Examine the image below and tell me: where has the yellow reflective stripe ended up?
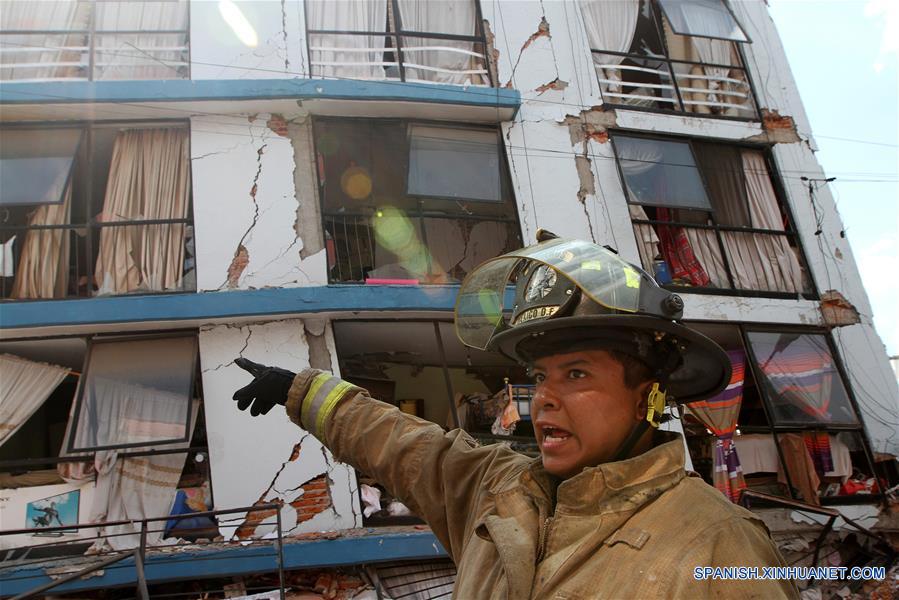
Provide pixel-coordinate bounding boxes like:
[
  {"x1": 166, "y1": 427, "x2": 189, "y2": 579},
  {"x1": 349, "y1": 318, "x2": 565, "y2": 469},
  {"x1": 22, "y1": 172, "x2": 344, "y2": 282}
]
[
  {"x1": 302, "y1": 373, "x2": 332, "y2": 430},
  {"x1": 315, "y1": 380, "x2": 356, "y2": 438}
]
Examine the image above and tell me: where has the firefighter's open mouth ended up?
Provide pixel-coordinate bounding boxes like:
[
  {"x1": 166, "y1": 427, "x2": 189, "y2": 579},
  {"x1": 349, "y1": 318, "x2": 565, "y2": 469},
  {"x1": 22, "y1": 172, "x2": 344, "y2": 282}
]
[{"x1": 541, "y1": 427, "x2": 572, "y2": 446}]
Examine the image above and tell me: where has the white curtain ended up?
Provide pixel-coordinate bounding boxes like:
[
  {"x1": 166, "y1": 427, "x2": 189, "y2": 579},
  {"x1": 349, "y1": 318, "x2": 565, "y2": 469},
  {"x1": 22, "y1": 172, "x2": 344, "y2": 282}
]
[
  {"x1": 93, "y1": 0, "x2": 189, "y2": 80},
  {"x1": 396, "y1": 0, "x2": 485, "y2": 85},
  {"x1": 87, "y1": 400, "x2": 198, "y2": 551},
  {"x1": 71, "y1": 377, "x2": 189, "y2": 450},
  {"x1": 0, "y1": 354, "x2": 70, "y2": 447},
  {"x1": 629, "y1": 204, "x2": 660, "y2": 270},
  {"x1": 94, "y1": 128, "x2": 190, "y2": 296},
  {"x1": 579, "y1": 0, "x2": 639, "y2": 93},
  {"x1": 719, "y1": 151, "x2": 803, "y2": 293},
  {"x1": 11, "y1": 183, "x2": 72, "y2": 299},
  {"x1": 307, "y1": 0, "x2": 388, "y2": 80},
  {"x1": 0, "y1": 0, "x2": 91, "y2": 81}
]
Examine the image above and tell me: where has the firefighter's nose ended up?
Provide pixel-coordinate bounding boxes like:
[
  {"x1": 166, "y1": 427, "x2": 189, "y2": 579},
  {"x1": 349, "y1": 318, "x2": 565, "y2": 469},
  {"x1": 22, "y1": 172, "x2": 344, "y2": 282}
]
[{"x1": 533, "y1": 384, "x2": 560, "y2": 412}]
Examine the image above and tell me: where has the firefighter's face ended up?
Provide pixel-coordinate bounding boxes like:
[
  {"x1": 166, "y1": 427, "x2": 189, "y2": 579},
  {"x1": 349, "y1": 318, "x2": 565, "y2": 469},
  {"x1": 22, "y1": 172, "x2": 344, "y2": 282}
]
[{"x1": 531, "y1": 350, "x2": 651, "y2": 479}]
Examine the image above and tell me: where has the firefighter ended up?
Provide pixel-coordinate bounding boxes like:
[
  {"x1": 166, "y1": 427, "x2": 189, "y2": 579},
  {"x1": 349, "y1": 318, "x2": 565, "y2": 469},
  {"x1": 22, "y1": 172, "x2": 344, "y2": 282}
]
[{"x1": 233, "y1": 233, "x2": 797, "y2": 599}]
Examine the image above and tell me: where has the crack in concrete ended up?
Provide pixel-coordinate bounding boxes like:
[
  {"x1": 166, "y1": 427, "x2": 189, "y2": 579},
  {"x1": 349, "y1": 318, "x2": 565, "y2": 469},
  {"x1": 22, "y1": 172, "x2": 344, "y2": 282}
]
[
  {"x1": 280, "y1": 0, "x2": 290, "y2": 72},
  {"x1": 202, "y1": 326, "x2": 254, "y2": 372},
  {"x1": 220, "y1": 141, "x2": 268, "y2": 290},
  {"x1": 505, "y1": 15, "x2": 550, "y2": 87}
]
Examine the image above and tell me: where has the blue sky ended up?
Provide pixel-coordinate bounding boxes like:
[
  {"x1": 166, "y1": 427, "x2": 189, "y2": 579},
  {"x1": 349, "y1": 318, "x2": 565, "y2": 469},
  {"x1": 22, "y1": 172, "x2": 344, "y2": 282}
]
[{"x1": 768, "y1": 0, "x2": 898, "y2": 356}]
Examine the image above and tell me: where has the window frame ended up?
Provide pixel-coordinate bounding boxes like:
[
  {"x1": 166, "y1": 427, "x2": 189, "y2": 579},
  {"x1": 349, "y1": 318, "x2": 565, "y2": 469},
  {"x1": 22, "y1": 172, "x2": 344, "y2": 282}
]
[
  {"x1": 0, "y1": 330, "x2": 209, "y2": 475},
  {"x1": 304, "y1": 0, "x2": 493, "y2": 86},
  {"x1": 610, "y1": 130, "x2": 818, "y2": 300},
  {"x1": 0, "y1": 0, "x2": 191, "y2": 82},
  {"x1": 311, "y1": 116, "x2": 522, "y2": 284},
  {"x1": 64, "y1": 332, "x2": 198, "y2": 454},
  {"x1": 684, "y1": 320, "x2": 883, "y2": 506},
  {"x1": 581, "y1": 0, "x2": 761, "y2": 121},
  {"x1": 0, "y1": 119, "x2": 196, "y2": 302},
  {"x1": 656, "y1": 0, "x2": 752, "y2": 44}
]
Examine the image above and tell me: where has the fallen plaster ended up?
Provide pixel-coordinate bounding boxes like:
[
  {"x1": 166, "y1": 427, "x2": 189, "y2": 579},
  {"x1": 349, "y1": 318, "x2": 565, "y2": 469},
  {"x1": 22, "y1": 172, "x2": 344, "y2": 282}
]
[
  {"x1": 562, "y1": 109, "x2": 618, "y2": 147},
  {"x1": 304, "y1": 319, "x2": 333, "y2": 371},
  {"x1": 574, "y1": 155, "x2": 597, "y2": 242},
  {"x1": 820, "y1": 290, "x2": 862, "y2": 327},
  {"x1": 482, "y1": 19, "x2": 500, "y2": 86},
  {"x1": 789, "y1": 505, "x2": 881, "y2": 532},
  {"x1": 746, "y1": 109, "x2": 802, "y2": 144},
  {"x1": 535, "y1": 78, "x2": 568, "y2": 95}
]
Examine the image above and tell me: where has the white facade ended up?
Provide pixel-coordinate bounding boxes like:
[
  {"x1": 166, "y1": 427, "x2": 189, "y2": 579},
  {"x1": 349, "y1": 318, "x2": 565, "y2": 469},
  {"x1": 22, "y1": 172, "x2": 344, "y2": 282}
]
[{"x1": 1, "y1": 1, "x2": 897, "y2": 587}]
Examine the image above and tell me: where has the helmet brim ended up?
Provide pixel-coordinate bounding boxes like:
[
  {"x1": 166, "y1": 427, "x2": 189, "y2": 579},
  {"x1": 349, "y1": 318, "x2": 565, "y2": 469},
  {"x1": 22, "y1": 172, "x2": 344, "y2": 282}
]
[{"x1": 490, "y1": 315, "x2": 731, "y2": 404}]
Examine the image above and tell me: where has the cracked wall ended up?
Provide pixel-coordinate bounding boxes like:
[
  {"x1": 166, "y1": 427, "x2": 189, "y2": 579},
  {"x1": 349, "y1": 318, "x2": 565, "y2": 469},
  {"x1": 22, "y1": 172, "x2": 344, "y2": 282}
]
[
  {"x1": 481, "y1": 0, "x2": 898, "y2": 453},
  {"x1": 190, "y1": 0, "x2": 306, "y2": 79},
  {"x1": 191, "y1": 114, "x2": 327, "y2": 291},
  {"x1": 198, "y1": 319, "x2": 359, "y2": 539}
]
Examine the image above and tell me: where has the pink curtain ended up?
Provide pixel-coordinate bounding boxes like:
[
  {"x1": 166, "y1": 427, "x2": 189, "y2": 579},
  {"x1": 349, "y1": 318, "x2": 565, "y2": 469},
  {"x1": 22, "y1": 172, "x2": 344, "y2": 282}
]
[{"x1": 94, "y1": 128, "x2": 190, "y2": 295}]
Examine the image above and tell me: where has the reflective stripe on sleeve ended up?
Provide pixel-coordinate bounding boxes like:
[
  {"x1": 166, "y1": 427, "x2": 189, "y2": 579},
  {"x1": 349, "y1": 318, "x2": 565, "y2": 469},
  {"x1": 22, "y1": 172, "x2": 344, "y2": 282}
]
[{"x1": 301, "y1": 373, "x2": 358, "y2": 438}]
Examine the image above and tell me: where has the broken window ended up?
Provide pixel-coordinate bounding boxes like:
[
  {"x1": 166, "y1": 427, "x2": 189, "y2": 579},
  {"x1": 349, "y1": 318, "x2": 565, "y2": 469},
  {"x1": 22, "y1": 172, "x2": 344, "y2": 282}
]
[
  {"x1": 578, "y1": 0, "x2": 757, "y2": 118},
  {"x1": 314, "y1": 118, "x2": 521, "y2": 284},
  {"x1": 613, "y1": 132, "x2": 811, "y2": 297},
  {"x1": 306, "y1": 0, "x2": 492, "y2": 86},
  {"x1": 66, "y1": 334, "x2": 197, "y2": 452},
  {"x1": 332, "y1": 319, "x2": 529, "y2": 524},
  {"x1": 0, "y1": 0, "x2": 190, "y2": 82},
  {"x1": 0, "y1": 123, "x2": 195, "y2": 300},
  {"x1": 680, "y1": 323, "x2": 880, "y2": 506}
]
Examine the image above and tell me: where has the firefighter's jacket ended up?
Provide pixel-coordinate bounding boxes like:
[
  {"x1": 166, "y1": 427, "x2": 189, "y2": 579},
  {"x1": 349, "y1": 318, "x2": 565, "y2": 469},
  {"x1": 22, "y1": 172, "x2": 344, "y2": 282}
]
[{"x1": 286, "y1": 369, "x2": 798, "y2": 599}]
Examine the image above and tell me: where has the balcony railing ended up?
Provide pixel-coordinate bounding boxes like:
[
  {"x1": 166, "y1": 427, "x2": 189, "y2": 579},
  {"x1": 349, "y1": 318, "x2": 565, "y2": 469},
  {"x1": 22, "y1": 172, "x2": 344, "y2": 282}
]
[
  {"x1": 592, "y1": 51, "x2": 758, "y2": 119},
  {"x1": 0, "y1": 220, "x2": 195, "y2": 301}
]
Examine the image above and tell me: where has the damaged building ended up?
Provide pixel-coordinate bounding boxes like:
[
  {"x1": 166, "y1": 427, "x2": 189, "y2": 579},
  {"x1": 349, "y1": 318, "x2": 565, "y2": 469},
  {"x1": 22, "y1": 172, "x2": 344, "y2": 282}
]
[{"x1": 0, "y1": 0, "x2": 897, "y2": 598}]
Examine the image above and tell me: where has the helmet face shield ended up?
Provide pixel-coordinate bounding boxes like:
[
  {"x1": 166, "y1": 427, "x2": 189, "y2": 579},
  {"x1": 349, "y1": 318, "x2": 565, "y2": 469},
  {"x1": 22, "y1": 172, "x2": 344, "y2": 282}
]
[{"x1": 455, "y1": 238, "x2": 664, "y2": 350}]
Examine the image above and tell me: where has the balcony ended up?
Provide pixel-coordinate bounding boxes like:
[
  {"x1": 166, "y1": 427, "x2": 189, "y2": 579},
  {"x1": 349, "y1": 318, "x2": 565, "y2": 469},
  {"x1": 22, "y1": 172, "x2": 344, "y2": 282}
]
[
  {"x1": 0, "y1": 124, "x2": 195, "y2": 301},
  {"x1": 0, "y1": 0, "x2": 189, "y2": 82},
  {"x1": 305, "y1": 0, "x2": 492, "y2": 86},
  {"x1": 580, "y1": 0, "x2": 758, "y2": 119}
]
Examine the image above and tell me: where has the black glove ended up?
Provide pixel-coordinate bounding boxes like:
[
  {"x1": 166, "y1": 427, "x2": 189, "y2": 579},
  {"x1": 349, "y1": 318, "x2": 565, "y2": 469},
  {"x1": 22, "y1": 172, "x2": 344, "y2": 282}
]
[{"x1": 232, "y1": 358, "x2": 296, "y2": 416}]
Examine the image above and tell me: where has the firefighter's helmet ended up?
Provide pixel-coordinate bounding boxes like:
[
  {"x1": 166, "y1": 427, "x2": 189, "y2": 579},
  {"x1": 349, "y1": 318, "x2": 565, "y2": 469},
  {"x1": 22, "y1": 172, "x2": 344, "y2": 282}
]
[{"x1": 454, "y1": 232, "x2": 730, "y2": 404}]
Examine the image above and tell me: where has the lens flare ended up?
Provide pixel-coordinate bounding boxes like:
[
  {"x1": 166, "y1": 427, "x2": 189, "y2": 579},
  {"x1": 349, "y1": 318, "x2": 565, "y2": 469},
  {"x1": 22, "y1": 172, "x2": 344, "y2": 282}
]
[
  {"x1": 340, "y1": 166, "x2": 372, "y2": 200},
  {"x1": 218, "y1": 1, "x2": 258, "y2": 48}
]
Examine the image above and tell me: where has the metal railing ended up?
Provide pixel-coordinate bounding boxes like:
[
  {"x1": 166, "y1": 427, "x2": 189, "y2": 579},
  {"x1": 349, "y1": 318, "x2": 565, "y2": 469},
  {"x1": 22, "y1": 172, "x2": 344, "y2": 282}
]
[
  {"x1": 0, "y1": 504, "x2": 286, "y2": 600},
  {"x1": 592, "y1": 51, "x2": 758, "y2": 119},
  {"x1": 0, "y1": 220, "x2": 196, "y2": 301},
  {"x1": 0, "y1": 1, "x2": 189, "y2": 82}
]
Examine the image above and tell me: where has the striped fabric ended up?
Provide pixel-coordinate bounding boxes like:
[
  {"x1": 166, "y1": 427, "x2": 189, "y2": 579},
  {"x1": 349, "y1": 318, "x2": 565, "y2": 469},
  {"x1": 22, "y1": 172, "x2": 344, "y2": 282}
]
[
  {"x1": 301, "y1": 372, "x2": 360, "y2": 438},
  {"x1": 804, "y1": 431, "x2": 834, "y2": 475},
  {"x1": 761, "y1": 345, "x2": 834, "y2": 421},
  {"x1": 687, "y1": 349, "x2": 747, "y2": 503}
]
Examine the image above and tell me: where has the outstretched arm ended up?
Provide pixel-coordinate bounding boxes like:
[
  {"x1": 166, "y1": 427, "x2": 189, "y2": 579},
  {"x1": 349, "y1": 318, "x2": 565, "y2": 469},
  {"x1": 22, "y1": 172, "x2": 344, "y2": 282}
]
[{"x1": 232, "y1": 360, "x2": 526, "y2": 560}]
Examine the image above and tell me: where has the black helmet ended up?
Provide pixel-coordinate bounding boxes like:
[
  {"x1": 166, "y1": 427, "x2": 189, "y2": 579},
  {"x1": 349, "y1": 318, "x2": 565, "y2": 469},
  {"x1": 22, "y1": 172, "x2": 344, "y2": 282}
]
[{"x1": 454, "y1": 232, "x2": 730, "y2": 404}]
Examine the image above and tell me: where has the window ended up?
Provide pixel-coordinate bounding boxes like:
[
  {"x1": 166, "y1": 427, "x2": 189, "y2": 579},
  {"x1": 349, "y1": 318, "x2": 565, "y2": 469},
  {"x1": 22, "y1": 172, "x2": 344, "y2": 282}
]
[
  {"x1": 332, "y1": 319, "x2": 530, "y2": 524},
  {"x1": 680, "y1": 323, "x2": 882, "y2": 506},
  {"x1": 613, "y1": 133, "x2": 811, "y2": 297},
  {"x1": 0, "y1": 0, "x2": 190, "y2": 82},
  {"x1": 305, "y1": 0, "x2": 492, "y2": 86},
  {"x1": 578, "y1": 0, "x2": 757, "y2": 118},
  {"x1": 66, "y1": 335, "x2": 197, "y2": 452},
  {"x1": 0, "y1": 123, "x2": 195, "y2": 300},
  {"x1": 313, "y1": 119, "x2": 521, "y2": 284}
]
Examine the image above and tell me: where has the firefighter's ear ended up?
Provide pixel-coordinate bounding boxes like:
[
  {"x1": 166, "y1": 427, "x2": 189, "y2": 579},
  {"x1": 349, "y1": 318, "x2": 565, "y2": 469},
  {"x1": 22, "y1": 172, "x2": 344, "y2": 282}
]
[{"x1": 634, "y1": 380, "x2": 654, "y2": 421}]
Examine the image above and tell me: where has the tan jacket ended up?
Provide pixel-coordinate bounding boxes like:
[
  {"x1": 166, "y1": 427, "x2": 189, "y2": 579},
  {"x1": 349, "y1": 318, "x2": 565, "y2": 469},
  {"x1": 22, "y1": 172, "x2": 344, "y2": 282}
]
[{"x1": 286, "y1": 370, "x2": 798, "y2": 600}]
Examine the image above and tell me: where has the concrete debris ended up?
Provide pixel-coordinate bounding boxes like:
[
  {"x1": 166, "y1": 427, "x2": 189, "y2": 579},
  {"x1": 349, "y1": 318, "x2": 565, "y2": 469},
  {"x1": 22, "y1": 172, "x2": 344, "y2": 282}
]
[
  {"x1": 267, "y1": 113, "x2": 290, "y2": 137},
  {"x1": 820, "y1": 290, "x2": 861, "y2": 327},
  {"x1": 535, "y1": 78, "x2": 568, "y2": 95}
]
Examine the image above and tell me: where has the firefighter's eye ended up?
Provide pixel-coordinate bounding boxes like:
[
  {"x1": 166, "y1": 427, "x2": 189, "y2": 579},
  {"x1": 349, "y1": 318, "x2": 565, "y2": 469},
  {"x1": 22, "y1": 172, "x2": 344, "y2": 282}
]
[
  {"x1": 568, "y1": 369, "x2": 586, "y2": 380},
  {"x1": 532, "y1": 372, "x2": 546, "y2": 384}
]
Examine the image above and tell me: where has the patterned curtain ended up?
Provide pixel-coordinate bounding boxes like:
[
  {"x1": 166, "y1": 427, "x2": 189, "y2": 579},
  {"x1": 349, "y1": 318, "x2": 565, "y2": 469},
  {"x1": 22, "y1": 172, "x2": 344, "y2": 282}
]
[{"x1": 686, "y1": 349, "x2": 747, "y2": 502}]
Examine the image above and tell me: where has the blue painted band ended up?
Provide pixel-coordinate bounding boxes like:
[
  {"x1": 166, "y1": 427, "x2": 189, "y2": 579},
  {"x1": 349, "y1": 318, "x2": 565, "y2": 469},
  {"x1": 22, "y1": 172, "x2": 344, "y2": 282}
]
[
  {"x1": 0, "y1": 531, "x2": 448, "y2": 596},
  {"x1": 0, "y1": 285, "x2": 457, "y2": 330},
  {"x1": 0, "y1": 78, "x2": 520, "y2": 111}
]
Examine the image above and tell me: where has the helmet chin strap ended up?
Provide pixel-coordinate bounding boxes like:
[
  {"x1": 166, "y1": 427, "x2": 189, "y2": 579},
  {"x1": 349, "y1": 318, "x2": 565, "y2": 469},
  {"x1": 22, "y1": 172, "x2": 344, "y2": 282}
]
[{"x1": 611, "y1": 382, "x2": 667, "y2": 461}]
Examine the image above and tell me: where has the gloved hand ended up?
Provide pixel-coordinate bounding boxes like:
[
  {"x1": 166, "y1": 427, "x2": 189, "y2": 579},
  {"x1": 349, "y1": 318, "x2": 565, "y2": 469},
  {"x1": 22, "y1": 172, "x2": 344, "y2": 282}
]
[{"x1": 232, "y1": 358, "x2": 296, "y2": 416}]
